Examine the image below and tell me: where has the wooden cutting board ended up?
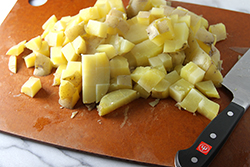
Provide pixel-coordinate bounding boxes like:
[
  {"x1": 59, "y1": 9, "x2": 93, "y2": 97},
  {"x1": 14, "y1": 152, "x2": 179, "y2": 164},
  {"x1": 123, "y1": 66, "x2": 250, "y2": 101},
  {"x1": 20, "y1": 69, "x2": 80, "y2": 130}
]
[{"x1": 0, "y1": 0, "x2": 249, "y2": 166}]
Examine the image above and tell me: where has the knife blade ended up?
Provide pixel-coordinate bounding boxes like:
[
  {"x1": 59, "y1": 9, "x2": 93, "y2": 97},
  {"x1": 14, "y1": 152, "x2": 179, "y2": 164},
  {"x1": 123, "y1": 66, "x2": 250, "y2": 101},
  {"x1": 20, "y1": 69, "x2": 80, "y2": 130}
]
[{"x1": 174, "y1": 49, "x2": 250, "y2": 167}]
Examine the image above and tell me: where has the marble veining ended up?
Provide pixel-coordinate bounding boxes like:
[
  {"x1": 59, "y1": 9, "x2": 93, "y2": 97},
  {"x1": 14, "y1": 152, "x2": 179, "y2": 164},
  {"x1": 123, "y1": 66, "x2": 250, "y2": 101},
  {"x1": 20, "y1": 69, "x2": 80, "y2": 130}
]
[{"x1": 0, "y1": 0, "x2": 250, "y2": 167}]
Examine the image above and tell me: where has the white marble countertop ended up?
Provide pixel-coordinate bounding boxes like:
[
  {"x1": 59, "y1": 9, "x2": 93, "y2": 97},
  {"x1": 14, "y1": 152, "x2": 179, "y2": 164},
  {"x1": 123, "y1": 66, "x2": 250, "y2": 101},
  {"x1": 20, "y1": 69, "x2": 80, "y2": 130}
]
[{"x1": 0, "y1": 0, "x2": 249, "y2": 167}]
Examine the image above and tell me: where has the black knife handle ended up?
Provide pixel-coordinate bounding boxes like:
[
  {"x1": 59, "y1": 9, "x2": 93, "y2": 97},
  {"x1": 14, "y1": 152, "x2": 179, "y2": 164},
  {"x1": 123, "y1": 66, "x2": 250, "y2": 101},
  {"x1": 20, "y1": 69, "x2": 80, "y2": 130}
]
[{"x1": 174, "y1": 102, "x2": 245, "y2": 167}]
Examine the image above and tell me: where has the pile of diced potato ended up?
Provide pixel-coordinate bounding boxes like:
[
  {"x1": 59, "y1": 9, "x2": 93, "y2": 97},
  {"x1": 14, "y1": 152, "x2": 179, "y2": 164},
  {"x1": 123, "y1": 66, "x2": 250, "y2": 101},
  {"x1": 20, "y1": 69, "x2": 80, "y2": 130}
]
[{"x1": 6, "y1": 0, "x2": 227, "y2": 120}]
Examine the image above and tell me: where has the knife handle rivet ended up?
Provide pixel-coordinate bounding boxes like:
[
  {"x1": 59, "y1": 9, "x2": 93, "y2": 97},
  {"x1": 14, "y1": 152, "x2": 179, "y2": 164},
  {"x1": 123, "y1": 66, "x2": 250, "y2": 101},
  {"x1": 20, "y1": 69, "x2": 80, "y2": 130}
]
[
  {"x1": 191, "y1": 157, "x2": 198, "y2": 164},
  {"x1": 227, "y1": 111, "x2": 234, "y2": 117},
  {"x1": 210, "y1": 132, "x2": 217, "y2": 139}
]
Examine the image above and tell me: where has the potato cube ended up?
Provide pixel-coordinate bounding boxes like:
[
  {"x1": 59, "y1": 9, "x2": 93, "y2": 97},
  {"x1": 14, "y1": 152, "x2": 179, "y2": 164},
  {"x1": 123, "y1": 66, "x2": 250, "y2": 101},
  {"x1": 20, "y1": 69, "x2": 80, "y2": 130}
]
[
  {"x1": 195, "y1": 80, "x2": 220, "y2": 98},
  {"x1": 164, "y1": 22, "x2": 189, "y2": 53},
  {"x1": 6, "y1": 40, "x2": 26, "y2": 56},
  {"x1": 158, "y1": 53, "x2": 172, "y2": 71},
  {"x1": 108, "y1": 0, "x2": 126, "y2": 13},
  {"x1": 42, "y1": 15, "x2": 57, "y2": 30},
  {"x1": 151, "y1": 78, "x2": 171, "y2": 99},
  {"x1": 197, "y1": 98, "x2": 220, "y2": 120},
  {"x1": 180, "y1": 61, "x2": 205, "y2": 85},
  {"x1": 133, "y1": 83, "x2": 151, "y2": 99},
  {"x1": 177, "y1": 88, "x2": 205, "y2": 113},
  {"x1": 45, "y1": 30, "x2": 64, "y2": 47},
  {"x1": 137, "y1": 11, "x2": 151, "y2": 25},
  {"x1": 165, "y1": 70, "x2": 181, "y2": 85},
  {"x1": 33, "y1": 41, "x2": 50, "y2": 57},
  {"x1": 94, "y1": 0, "x2": 111, "y2": 18},
  {"x1": 72, "y1": 36, "x2": 86, "y2": 54},
  {"x1": 123, "y1": 21, "x2": 148, "y2": 44},
  {"x1": 25, "y1": 36, "x2": 42, "y2": 51},
  {"x1": 204, "y1": 64, "x2": 223, "y2": 87},
  {"x1": 59, "y1": 80, "x2": 80, "y2": 109},
  {"x1": 33, "y1": 54, "x2": 53, "y2": 76},
  {"x1": 21, "y1": 76, "x2": 42, "y2": 97},
  {"x1": 109, "y1": 75, "x2": 132, "y2": 92},
  {"x1": 52, "y1": 64, "x2": 67, "y2": 86},
  {"x1": 131, "y1": 39, "x2": 163, "y2": 63},
  {"x1": 137, "y1": 68, "x2": 165, "y2": 93},
  {"x1": 79, "y1": 7, "x2": 100, "y2": 22},
  {"x1": 8, "y1": 55, "x2": 17, "y2": 73},
  {"x1": 24, "y1": 52, "x2": 36, "y2": 68},
  {"x1": 50, "y1": 46, "x2": 67, "y2": 67},
  {"x1": 61, "y1": 42, "x2": 79, "y2": 62},
  {"x1": 64, "y1": 21, "x2": 86, "y2": 41},
  {"x1": 209, "y1": 23, "x2": 227, "y2": 42},
  {"x1": 97, "y1": 89, "x2": 139, "y2": 116},
  {"x1": 86, "y1": 20, "x2": 108, "y2": 38},
  {"x1": 82, "y1": 52, "x2": 110, "y2": 103},
  {"x1": 169, "y1": 78, "x2": 194, "y2": 102},
  {"x1": 131, "y1": 66, "x2": 151, "y2": 83},
  {"x1": 109, "y1": 56, "x2": 130, "y2": 78},
  {"x1": 96, "y1": 44, "x2": 116, "y2": 59}
]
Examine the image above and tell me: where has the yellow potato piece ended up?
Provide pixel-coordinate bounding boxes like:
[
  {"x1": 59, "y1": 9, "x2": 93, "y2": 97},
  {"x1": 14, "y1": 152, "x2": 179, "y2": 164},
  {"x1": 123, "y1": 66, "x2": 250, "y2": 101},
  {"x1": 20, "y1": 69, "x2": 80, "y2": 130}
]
[
  {"x1": 195, "y1": 80, "x2": 220, "y2": 98},
  {"x1": 97, "y1": 89, "x2": 139, "y2": 116},
  {"x1": 21, "y1": 77, "x2": 42, "y2": 97},
  {"x1": 6, "y1": 40, "x2": 26, "y2": 56},
  {"x1": 24, "y1": 52, "x2": 36, "y2": 68},
  {"x1": 8, "y1": 55, "x2": 17, "y2": 73}
]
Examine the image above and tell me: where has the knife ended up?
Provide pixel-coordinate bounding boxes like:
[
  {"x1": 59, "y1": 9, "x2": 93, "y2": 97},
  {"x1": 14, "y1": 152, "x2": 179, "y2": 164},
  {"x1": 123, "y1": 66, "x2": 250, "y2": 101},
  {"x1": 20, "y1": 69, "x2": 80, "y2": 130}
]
[{"x1": 174, "y1": 48, "x2": 250, "y2": 167}]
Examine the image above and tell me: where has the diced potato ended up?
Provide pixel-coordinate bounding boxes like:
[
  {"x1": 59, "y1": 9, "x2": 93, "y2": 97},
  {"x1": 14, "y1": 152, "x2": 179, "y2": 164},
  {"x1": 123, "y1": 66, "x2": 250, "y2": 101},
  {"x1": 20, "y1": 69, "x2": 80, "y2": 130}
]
[
  {"x1": 64, "y1": 21, "x2": 86, "y2": 41},
  {"x1": 21, "y1": 76, "x2": 42, "y2": 97},
  {"x1": 189, "y1": 46, "x2": 212, "y2": 71},
  {"x1": 151, "y1": 78, "x2": 171, "y2": 99},
  {"x1": 204, "y1": 63, "x2": 223, "y2": 87},
  {"x1": 42, "y1": 15, "x2": 57, "y2": 30},
  {"x1": 86, "y1": 20, "x2": 108, "y2": 38},
  {"x1": 6, "y1": 40, "x2": 26, "y2": 56},
  {"x1": 33, "y1": 54, "x2": 53, "y2": 76},
  {"x1": 169, "y1": 51, "x2": 185, "y2": 69},
  {"x1": 59, "y1": 80, "x2": 80, "y2": 109},
  {"x1": 150, "y1": 7, "x2": 165, "y2": 18},
  {"x1": 109, "y1": 56, "x2": 130, "y2": 78},
  {"x1": 131, "y1": 66, "x2": 151, "y2": 83},
  {"x1": 123, "y1": 20, "x2": 149, "y2": 44},
  {"x1": 61, "y1": 42, "x2": 79, "y2": 62},
  {"x1": 72, "y1": 36, "x2": 86, "y2": 54},
  {"x1": 109, "y1": 75, "x2": 132, "y2": 92},
  {"x1": 82, "y1": 52, "x2": 110, "y2": 103},
  {"x1": 97, "y1": 89, "x2": 139, "y2": 116},
  {"x1": 105, "y1": 8, "x2": 129, "y2": 35},
  {"x1": 24, "y1": 52, "x2": 36, "y2": 68},
  {"x1": 8, "y1": 55, "x2": 17, "y2": 73},
  {"x1": 137, "y1": 68, "x2": 165, "y2": 93},
  {"x1": 131, "y1": 39, "x2": 163, "y2": 66},
  {"x1": 165, "y1": 70, "x2": 181, "y2": 85},
  {"x1": 50, "y1": 46, "x2": 68, "y2": 67},
  {"x1": 61, "y1": 70, "x2": 82, "y2": 93},
  {"x1": 158, "y1": 53, "x2": 172, "y2": 71},
  {"x1": 209, "y1": 23, "x2": 227, "y2": 42},
  {"x1": 33, "y1": 41, "x2": 50, "y2": 57},
  {"x1": 147, "y1": 17, "x2": 174, "y2": 46},
  {"x1": 45, "y1": 30, "x2": 64, "y2": 47},
  {"x1": 177, "y1": 88, "x2": 205, "y2": 113},
  {"x1": 195, "y1": 28, "x2": 215, "y2": 45},
  {"x1": 137, "y1": 11, "x2": 151, "y2": 25},
  {"x1": 164, "y1": 22, "x2": 189, "y2": 53},
  {"x1": 52, "y1": 64, "x2": 67, "y2": 86},
  {"x1": 195, "y1": 80, "x2": 220, "y2": 98},
  {"x1": 25, "y1": 36, "x2": 42, "y2": 51},
  {"x1": 180, "y1": 61, "x2": 205, "y2": 85},
  {"x1": 94, "y1": 0, "x2": 111, "y2": 18},
  {"x1": 126, "y1": 0, "x2": 151, "y2": 18},
  {"x1": 96, "y1": 44, "x2": 117, "y2": 59},
  {"x1": 197, "y1": 97, "x2": 220, "y2": 120},
  {"x1": 169, "y1": 78, "x2": 194, "y2": 102},
  {"x1": 133, "y1": 83, "x2": 151, "y2": 99},
  {"x1": 78, "y1": 6, "x2": 100, "y2": 22}
]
